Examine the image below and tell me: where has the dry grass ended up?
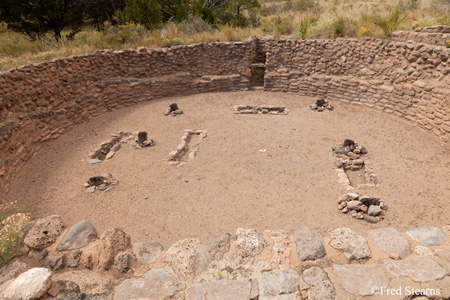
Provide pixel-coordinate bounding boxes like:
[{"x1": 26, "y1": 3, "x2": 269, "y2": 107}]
[{"x1": 0, "y1": 0, "x2": 449, "y2": 71}]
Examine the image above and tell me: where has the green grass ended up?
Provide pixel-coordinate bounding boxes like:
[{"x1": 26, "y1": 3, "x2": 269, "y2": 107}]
[{"x1": 0, "y1": 0, "x2": 449, "y2": 71}]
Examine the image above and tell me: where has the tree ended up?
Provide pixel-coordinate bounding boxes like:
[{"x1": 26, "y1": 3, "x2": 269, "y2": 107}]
[
  {"x1": 0, "y1": 0, "x2": 85, "y2": 41},
  {"x1": 123, "y1": 0, "x2": 163, "y2": 29},
  {"x1": 84, "y1": 0, "x2": 125, "y2": 30}
]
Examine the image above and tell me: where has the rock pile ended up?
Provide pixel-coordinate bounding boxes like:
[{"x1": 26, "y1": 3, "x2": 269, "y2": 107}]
[
  {"x1": 337, "y1": 192, "x2": 387, "y2": 223},
  {"x1": 165, "y1": 129, "x2": 207, "y2": 164},
  {"x1": 164, "y1": 103, "x2": 183, "y2": 116},
  {"x1": 233, "y1": 104, "x2": 289, "y2": 114},
  {"x1": 332, "y1": 139, "x2": 367, "y2": 170},
  {"x1": 84, "y1": 174, "x2": 118, "y2": 193},
  {"x1": 87, "y1": 131, "x2": 134, "y2": 163},
  {"x1": 310, "y1": 98, "x2": 333, "y2": 112}
]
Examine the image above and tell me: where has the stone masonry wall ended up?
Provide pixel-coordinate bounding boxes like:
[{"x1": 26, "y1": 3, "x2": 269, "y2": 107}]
[
  {"x1": 263, "y1": 37, "x2": 450, "y2": 139},
  {"x1": 0, "y1": 40, "x2": 256, "y2": 195},
  {"x1": 1, "y1": 36, "x2": 450, "y2": 197},
  {"x1": 391, "y1": 25, "x2": 450, "y2": 45}
]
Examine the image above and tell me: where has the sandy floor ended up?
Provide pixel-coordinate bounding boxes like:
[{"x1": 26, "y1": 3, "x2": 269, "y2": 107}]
[{"x1": 6, "y1": 91, "x2": 450, "y2": 247}]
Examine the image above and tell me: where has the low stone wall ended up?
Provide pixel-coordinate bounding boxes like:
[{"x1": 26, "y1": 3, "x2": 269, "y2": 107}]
[
  {"x1": 0, "y1": 34, "x2": 449, "y2": 202},
  {"x1": 391, "y1": 26, "x2": 450, "y2": 45},
  {"x1": 263, "y1": 38, "x2": 450, "y2": 141},
  {"x1": 1, "y1": 215, "x2": 449, "y2": 299}
]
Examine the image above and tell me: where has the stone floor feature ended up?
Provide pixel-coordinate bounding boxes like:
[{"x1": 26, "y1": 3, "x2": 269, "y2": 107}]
[
  {"x1": 310, "y1": 98, "x2": 333, "y2": 112},
  {"x1": 84, "y1": 174, "x2": 118, "y2": 193},
  {"x1": 405, "y1": 226, "x2": 448, "y2": 246},
  {"x1": 233, "y1": 105, "x2": 289, "y2": 115},
  {"x1": 164, "y1": 129, "x2": 207, "y2": 164},
  {"x1": 337, "y1": 193, "x2": 387, "y2": 223},
  {"x1": 165, "y1": 103, "x2": 184, "y2": 116},
  {"x1": 367, "y1": 228, "x2": 411, "y2": 259}
]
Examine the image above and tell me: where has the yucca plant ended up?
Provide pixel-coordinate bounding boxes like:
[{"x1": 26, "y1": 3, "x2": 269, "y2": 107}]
[{"x1": 371, "y1": 4, "x2": 408, "y2": 39}]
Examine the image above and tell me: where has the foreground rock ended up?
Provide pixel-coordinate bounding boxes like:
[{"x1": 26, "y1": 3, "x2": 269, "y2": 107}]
[
  {"x1": 57, "y1": 220, "x2": 98, "y2": 251},
  {"x1": 1, "y1": 268, "x2": 52, "y2": 300},
  {"x1": 113, "y1": 277, "x2": 180, "y2": 300},
  {"x1": 0, "y1": 261, "x2": 28, "y2": 285},
  {"x1": 164, "y1": 238, "x2": 201, "y2": 282},
  {"x1": 98, "y1": 228, "x2": 131, "y2": 270},
  {"x1": 405, "y1": 226, "x2": 448, "y2": 246},
  {"x1": 258, "y1": 269, "x2": 299, "y2": 298},
  {"x1": 236, "y1": 228, "x2": 266, "y2": 258},
  {"x1": 301, "y1": 267, "x2": 336, "y2": 300},
  {"x1": 332, "y1": 265, "x2": 389, "y2": 296},
  {"x1": 294, "y1": 227, "x2": 326, "y2": 261},
  {"x1": 186, "y1": 279, "x2": 252, "y2": 300},
  {"x1": 329, "y1": 228, "x2": 371, "y2": 260},
  {"x1": 132, "y1": 241, "x2": 163, "y2": 265},
  {"x1": 367, "y1": 227, "x2": 411, "y2": 259},
  {"x1": 24, "y1": 215, "x2": 66, "y2": 250},
  {"x1": 379, "y1": 256, "x2": 448, "y2": 282}
]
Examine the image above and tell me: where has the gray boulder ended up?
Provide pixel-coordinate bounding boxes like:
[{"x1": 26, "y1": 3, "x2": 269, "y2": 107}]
[
  {"x1": 329, "y1": 228, "x2": 371, "y2": 260},
  {"x1": 57, "y1": 220, "x2": 97, "y2": 252},
  {"x1": 294, "y1": 227, "x2": 326, "y2": 261},
  {"x1": 132, "y1": 241, "x2": 163, "y2": 265},
  {"x1": 236, "y1": 228, "x2": 266, "y2": 258},
  {"x1": 24, "y1": 215, "x2": 66, "y2": 250},
  {"x1": 1, "y1": 267, "x2": 52, "y2": 300}
]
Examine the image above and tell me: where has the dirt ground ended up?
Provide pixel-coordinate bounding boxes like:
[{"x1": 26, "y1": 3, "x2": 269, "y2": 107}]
[{"x1": 6, "y1": 91, "x2": 450, "y2": 248}]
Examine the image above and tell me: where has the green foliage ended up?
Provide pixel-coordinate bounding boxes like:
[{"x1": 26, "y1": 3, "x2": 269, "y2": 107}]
[
  {"x1": 274, "y1": 16, "x2": 295, "y2": 37},
  {"x1": 445, "y1": 40, "x2": 450, "y2": 48},
  {"x1": 406, "y1": 0, "x2": 421, "y2": 11},
  {"x1": 299, "y1": 15, "x2": 309, "y2": 39},
  {"x1": 103, "y1": 22, "x2": 148, "y2": 46},
  {"x1": 0, "y1": 202, "x2": 30, "y2": 266},
  {"x1": 370, "y1": 4, "x2": 408, "y2": 39},
  {"x1": 123, "y1": 0, "x2": 162, "y2": 29},
  {"x1": 284, "y1": 0, "x2": 318, "y2": 12},
  {"x1": 0, "y1": 0, "x2": 84, "y2": 41}
]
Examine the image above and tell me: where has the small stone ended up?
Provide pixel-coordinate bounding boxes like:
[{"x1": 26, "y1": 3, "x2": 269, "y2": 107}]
[
  {"x1": 87, "y1": 158, "x2": 102, "y2": 164},
  {"x1": 57, "y1": 220, "x2": 98, "y2": 251},
  {"x1": 173, "y1": 109, "x2": 183, "y2": 115},
  {"x1": 98, "y1": 228, "x2": 131, "y2": 271},
  {"x1": 67, "y1": 250, "x2": 82, "y2": 268},
  {"x1": 415, "y1": 246, "x2": 434, "y2": 256},
  {"x1": 405, "y1": 227, "x2": 448, "y2": 246},
  {"x1": 88, "y1": 152, "x2": 97, "y2": 159},
  {"x1": 1, "y1": 268, "x2": 52, "y2": 300},
  {"x1": 115, "y1": 253, "x2": 131, "y2": 273},
  {"x1": 338, "y1": 202, "x2": 347, "y2": 210},
  {"x1": 105, "y1": 151, "x2": 115, "y2": 159},
  {"x1": 57, "y1": 280, "x2": 81, "y2": 294},
  {"x1": 379, "y1": 201, "x2": 387, "y2": 210},
  {"x1": 87, "y1": 186, "x2": 96, "y2": 193},
  {"x1": 341, "y1": 207, "x2": 349, "y2": 213},
  {"x1": 363, "y1": 214, "x2": 379, "y2": 223},
  {"x1": 368, "y1": 205, "x2": 382, "y2": 216},
  {"x1": 347, "y1": 200, "x2": 362, "y2": 210},
  {"x1": 389, "y1": 253, "x2": 400, "y2": 260},
  {"x1": 346, "y1": 193, "x2": 359, "y2": 200},
  {"x1": 43, "y1": 253, "x2": 65, "y2": 271},
  {"x1": 360, "y1": 205, "x2": 368, "y2": 213},
  {"x1": 111, "y1": 143, "x2": 121, "y2": 152}
]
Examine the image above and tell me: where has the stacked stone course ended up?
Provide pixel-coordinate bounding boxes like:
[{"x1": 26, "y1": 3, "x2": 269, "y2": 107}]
[{"x1": 391, "y1": 25, "x2": 450, "y2": 46}]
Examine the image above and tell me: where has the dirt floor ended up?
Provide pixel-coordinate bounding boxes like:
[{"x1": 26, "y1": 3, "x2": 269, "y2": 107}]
[{"x1": 6, "y1": 91, "x2": 450, "y2": 248}]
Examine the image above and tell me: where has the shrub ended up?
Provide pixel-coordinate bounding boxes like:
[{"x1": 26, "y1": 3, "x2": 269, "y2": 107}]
[
  {"x1": 370, "y1": 4, "x2": 408, "y2": 39},
  {"x1": 299, "y1": 15, "x2": 309, "y2": 39},
  {"x1": 123, "y1": 0, "x2": 162, "y2": 30},
  {"x1": 445, "y1": 40, "x2": 450, "y2": 48},
  {"x1": 103, "y1": 22, "x2": 148, "y2": 47},
  {"x1": 0, "y1": 202, "x2": 30, "y2": 265}
]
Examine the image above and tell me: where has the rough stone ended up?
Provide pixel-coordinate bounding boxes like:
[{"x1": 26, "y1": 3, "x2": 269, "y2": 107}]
[
  {"x1": 99, "y1": 228, "x2": 131, "y2": 270},
  {"x1": 367, "y1": 227, "x2": 411, "y2": 259},
  {"x1": 294, "y1": 227, "x2": 326, "y2": 261},
  {"x1": 346, "y1": 201, "x2": 362, "y2": 210},
  {"x1": 57, "y1": 220, "x2": 98, "y2": 251},
  {"x1": 302, "y1": 267, "x2": 336, "y2": 300},
  {"x1": 207, "y1": 232, "x2": 231, "y2": 261},
  {"x1": 58, "y1": 293, "x2": 110, "y2": 300},
  {"x1": 332, "y1": 264, "x2": 389, "y2": 296},
  {"x1": 114, "y1": 252, "x2": 131, "y2": 273},
  {"x1": 132, "y1": 241, "x2": 163, "y2": 265},
  {"x1": 0, "y1": 261, "x2": 28, "y2": 285},
  {"x1": 57, "y1": 280, "x2": 81, "y2": 294},
  {"x1": 329, "y1": 228, "x2": 371, "y2": 260},
  {"x1": 113, "y1": 278, "x2": 180, "y2": 300},
  {"x1": 367, "y1": 205, "x2": 382, "y2": 216},
  {"x1": 1, "y1": 267, "x2": 52, "y2": 300},
  {"x1": 236, "y1": 228, "x2": 266, "y2": 258},
  {"x1": 164, "y1": 238, "x2": 200, "y2": 282},
  {"x1": 186, "y1": 279, "x2": 252, "y2": 300},
  {"x1": 266, "y1": 230, "x2": 291, "y2": 269},
  {"x1": 258, "y1": 269, "x2": 299, "y2": 297},
  {"x1": 67, "y1": 250, "x2": 82, "y2": 268},
  {"x1": 145, "y1": 268, "x2": 179, "y2": 283},
  {"x1": 43, "y1": 253, "x2": 65, "y2": 271},
  {"x1": 24, "y1": 215, "x2": 66, "y2": 250},
  {"x1": 405, "y1": 226, "x2": 448, "y2": 246},
  {"x1": 380, "y1": 256, "x2": 448, "y2": 282},
  {"x1": 435, "y1": 249, "x2": 450, "y2": 262}
]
